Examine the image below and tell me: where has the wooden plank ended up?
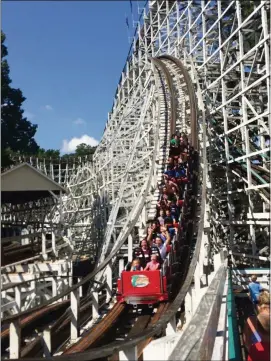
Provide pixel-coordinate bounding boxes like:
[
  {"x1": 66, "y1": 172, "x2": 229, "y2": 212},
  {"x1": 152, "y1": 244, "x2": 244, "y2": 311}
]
[{"x1": 2, "y1": 301, "x2": 16, "y2": 312}]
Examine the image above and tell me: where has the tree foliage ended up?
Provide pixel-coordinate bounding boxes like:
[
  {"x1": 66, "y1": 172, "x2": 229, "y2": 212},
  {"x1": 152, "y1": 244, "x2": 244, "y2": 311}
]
[
  {"x1": 1, "y1": 31, "x2": 39, "y2": 167},
  {"x1": 61, "y1": 143, "x2": 96, "y2": 159},
  {"x1": 37, "y1": 148, "x2": 61, "y2": 159},
  {"x1": 74, "y1": 143, "x2": 96, "y2": 157},
  {"x1": 1, "y1": 32, "x2": 97, "y2": 166}
]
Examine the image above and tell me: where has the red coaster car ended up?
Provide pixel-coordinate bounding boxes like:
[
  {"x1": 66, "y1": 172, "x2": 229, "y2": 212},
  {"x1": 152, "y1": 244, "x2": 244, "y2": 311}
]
[{"x1": 116, "y1": 270, "x2": 168, "y2": 305}]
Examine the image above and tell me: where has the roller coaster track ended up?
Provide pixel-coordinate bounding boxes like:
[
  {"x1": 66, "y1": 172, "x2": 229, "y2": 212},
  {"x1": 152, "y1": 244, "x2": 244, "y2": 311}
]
[
  {"x1": 2, "y1": 1, "x2": 269, "y2": 263},
  {"x1": 3, "y1": 54, "x2": 206, "y2": 360},
  {"x1": 52, "y1": 55, "x2": 200, "y2": 355},
  {"x1": 1, "y1": 1, "x2": 270, "y2": 359}
]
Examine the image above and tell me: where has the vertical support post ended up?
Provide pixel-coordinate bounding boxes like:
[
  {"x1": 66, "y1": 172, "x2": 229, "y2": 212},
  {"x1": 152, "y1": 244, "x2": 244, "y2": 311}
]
[
  {"x1": 42, "y1": 327, "x2": 52, "y2": 357},
  {"x1": 217, "y1": 0, "x2": 234, "y2": 249},
  {"x1": 92, "y1": 291, "x2": 99, "y2": 319},
  {"x1": 106, "y1": 261, "x2": 112, "y2": 302},
  {"x1": 31, "y1": 278, "x2": 37, "y2": 307},
  {"x1": 70, "y1": 289, "x2": 79, "y2": 342},
  {"x1": 166, "y1": 314, "x2": 176, "y2": 335},
  {"x1": 59, "y1": 190, "x2": 63, "y2": 226},
  {"x1": 15, "y1": 286, "x2": 21, "y2": 312},
  {"x1": 214, "y1": 252, "x2": 221, "y2": 272},
  {"x1": 58, "y1": 162, "x2": 61, "y2": 184},
  {"x1": 128, "y1": 235, "x2": 133, "y2": 262},
  {"x1": 119, "y1": 346, "x2": 137, "y2": 361},
  {"x1": 194, "y1": 262, "x2": 201, "y2": 293},
  {"x1": 68, "y1": 260, "x2": 73, "y2": 288},
  {"x1": 61, "y1": 263, "x2": 69, "y2": 300},
  {"x1": 51, "y1": 231, "x2": 57, "y2": 257},
  {"x1": 185, "y1": 287, "x2": 193, "y2": 324},
  {"x1": 58, "y1": 264, "x2": 63, "y2": 300},
  {"x1": 52, "y1": 277, "x2": 57, "y2": 297},
  {"x1": 119, "y1": 259, "x2": 124, "y2": 275},
  {"x1": 9, "y1": 320, "x2": 21, "y2": 359},
  {"x1": 78, "y1": 278, "x2": 83, "y2": 298},
  {"x1": 42, "y1": 232, "x2": 48, "y2": 260},
  {"x1": 67, "y1": 228, "x2": 74, "y2": 251}
]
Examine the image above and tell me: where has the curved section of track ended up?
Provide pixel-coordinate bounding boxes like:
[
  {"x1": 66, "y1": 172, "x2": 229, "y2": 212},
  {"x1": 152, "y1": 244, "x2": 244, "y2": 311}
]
[{"x1": 5, "y1": 56, "x2": 206, "y2": 361}]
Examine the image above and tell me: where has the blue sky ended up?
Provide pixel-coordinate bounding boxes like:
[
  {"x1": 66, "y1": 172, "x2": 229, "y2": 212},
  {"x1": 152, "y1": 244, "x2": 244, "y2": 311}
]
[{"x1": 2, "y1": 1, "x2": 143, "y2": 153}]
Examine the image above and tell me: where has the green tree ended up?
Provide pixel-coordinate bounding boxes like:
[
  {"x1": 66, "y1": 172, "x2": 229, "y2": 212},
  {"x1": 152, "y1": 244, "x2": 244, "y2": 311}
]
[
  {"x1": 75, "y1": 143, "x2": 96, "y2": 157},
  {"x1": 1, "y1": 31, "x2": 39, "y2": 167},
  {"x1": 37, "y1": 148, "x2": 60, "y2": 159}
]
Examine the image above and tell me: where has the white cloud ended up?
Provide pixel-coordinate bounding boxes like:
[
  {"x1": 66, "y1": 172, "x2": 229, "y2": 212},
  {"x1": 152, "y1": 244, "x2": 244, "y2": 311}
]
[
  {"x1": 44, "y1": 105, "x2": 53, "y2": 111},
  {"x1": 61, "y1": 134, "x2": 99, "y2": 153},
  {"x1": 24, "y1": 111, "x2": 35, "y2": 120},
  {"x1": 73, "y1": 118, "x2": 86, "y2": 125}
]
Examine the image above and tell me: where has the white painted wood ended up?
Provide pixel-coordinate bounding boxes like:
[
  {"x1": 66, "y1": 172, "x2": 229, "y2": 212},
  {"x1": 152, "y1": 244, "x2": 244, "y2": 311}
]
[
  {"x1": 166, "y1": 315, "x2": 177, "y2": 336},
  {"x1": 9, "y1": 320, "x2": 21, "y2": 359},
  {"x1": 119, "y1": 259, "x2": 125, "y2": 275},
  {"x1": 43, "y1": 327, "x2": 52, "y2": 357},
  {"x1": 70, "y1": 289, "x2": 79, "y2": 342},
  {"x1": 106, "y1": 262, "x2": 113, "y2": 302},
  {"x1": 92, "y1": 292, "x2": 99, "y2": 319},
  {"x1": 119, "y1": 346, "x2": 137, "y2": 361},
  {"x1": 2, "y1": 300, "x2": 16, "y2": 312},
  {"x1": 128, "y1": 235, "x2": 133, "y2": 262},
  {"x1": 15, "y1": 286, "x2": 21, "y2": 312},
  {"x1": 42, "y1": 233, "x2": 48, "y2": 261}
]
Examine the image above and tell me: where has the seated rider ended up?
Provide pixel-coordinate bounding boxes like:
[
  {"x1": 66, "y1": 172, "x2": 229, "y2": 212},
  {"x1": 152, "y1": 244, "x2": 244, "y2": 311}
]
[
  {"x1": 144, "y1": 254, "x2": 160, "y2": 271},
  {"x1": 150, "y1": 244, "x2": 163, "y2": 264},
  {"x1": 164, "y1": 177, "x2": 179, "y2": 193},
  {"x1": 243, "y1": 291, "x2": 270, "y2": 361},
  {"x1": 155, "y1": 230, "x2": 171, "y2": 260},
  {"x1": 248, "y1": 275, "x2": 264, "y2": 304},
  {"x1": 164, "y1": 165, "x2": 176, "y2": 179},
  {"x1": 164, "y1": 210, "x2": 176, "y2": 236},
  {"x1": 169, "y1": 200, "x2": 179, "y2": 220},
  {"x1": 175, "y1": 162, "x2": 187, "y2": 179},
  {"x1": 139, "y1": 239, "x2": 151, "y2": 263},
  {"x1": 130, "y1": 258, "x2": 143, "y2": 271},
  {"x1": 170, "y1": 134, "x2": 180, "y2": 148},
  {"x1": 157, "y1": 210, "x2": 165, "y2": 226}
]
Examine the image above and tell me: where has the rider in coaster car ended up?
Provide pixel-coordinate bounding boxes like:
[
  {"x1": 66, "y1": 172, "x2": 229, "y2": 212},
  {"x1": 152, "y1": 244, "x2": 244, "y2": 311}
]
[
  {"x1": 130, "y1": 247, "x2": 145, "y2": 269},
  {"x1": 176, "y1": 157, "x2": 187, "y2": 178},
  {"x1": 169, "y1": 186, "x2": 179, "y2": 203},
  {"x1": 157, "y1": 209, "x2": 165, "y2": 226},
  {"x1": 157, "y1": 193, "x2": 169, "y2": 211},
  {"x1": 164, "y1": 177, "x2": 179, "y2": 193},
  {"x1": 139, "y1": 239, "x2": 151, "y2": 264},
  {"x1": 167, "y1": 157, "x2": 174, "y2": 166},
  {"x1": 144, "y1": 254, "x2": 160, "y2": 271},
  {"x1": 164, "y1": 165, "x2": 176, "y2": 179},
  {"x1": 179, "y1": 139, "x2": 189, "y2": 158},
  {"x1": 248, "y1": 275, "x2": 266, "y2": 305},
  {"x1": 164, "y1": 209, "x2": 176, "y2": 236},
  {"x1": 130, "y1": 258, "x2": 143, "y2": 271},
  {"x1": 170, "y1": 134, "x2": 181, "y2": 156},
  {"x1": 170, "y1": 134, "x2": 180, "y2": 148},
  {"x1": 169, "y1": 200, "x2": 180, "y2": 221},
  {"x1": 154, "y1": 229, "x2": 171, "y2": 260},
  {"x1": 243, "y1": 291, "x2": 270, "y2": 361},
  {"x1": 146, "y1": 222, "x2": 159, "y2": 245}
]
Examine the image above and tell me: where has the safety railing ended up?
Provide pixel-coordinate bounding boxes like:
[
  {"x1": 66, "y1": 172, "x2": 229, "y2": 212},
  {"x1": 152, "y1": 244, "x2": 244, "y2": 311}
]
[
  {"x1": 1, "y1": 273, "x2": 74, "y2": 317},
  {"x1": 227, "y1": 269, "x2": 242, "y2": 361},
  {"x1": 1, "y1": 230, "x2": 74, "y2": 270},
  {"x1": 168, "y1": 260, "x2": 228, "y2": 360}
]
